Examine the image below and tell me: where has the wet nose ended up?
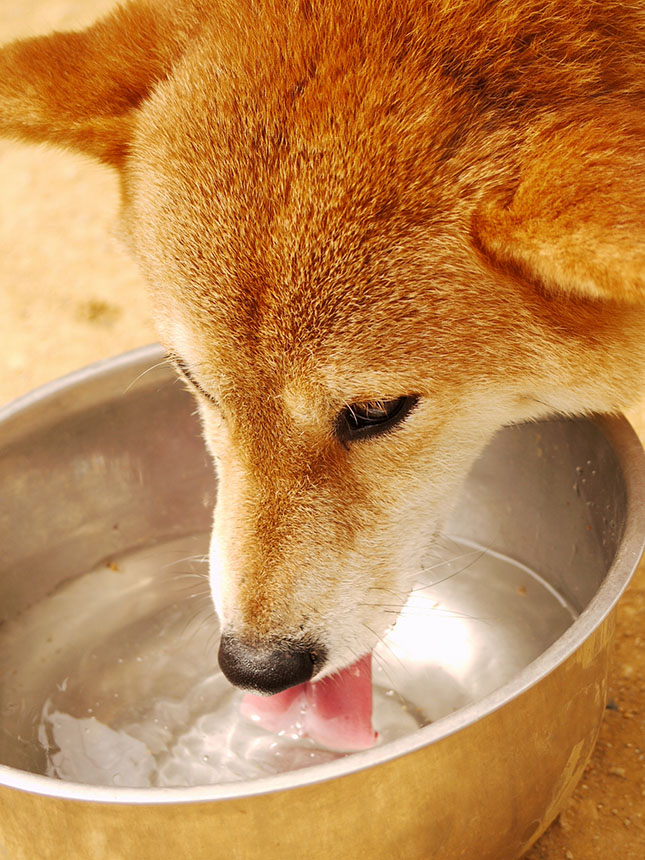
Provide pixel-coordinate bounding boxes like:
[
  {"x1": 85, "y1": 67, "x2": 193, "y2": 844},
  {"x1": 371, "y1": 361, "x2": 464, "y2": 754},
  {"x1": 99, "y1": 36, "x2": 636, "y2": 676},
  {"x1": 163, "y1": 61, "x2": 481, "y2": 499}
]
[{"x1": 218, "y1": 632, "x2": 324, "y2": 695}]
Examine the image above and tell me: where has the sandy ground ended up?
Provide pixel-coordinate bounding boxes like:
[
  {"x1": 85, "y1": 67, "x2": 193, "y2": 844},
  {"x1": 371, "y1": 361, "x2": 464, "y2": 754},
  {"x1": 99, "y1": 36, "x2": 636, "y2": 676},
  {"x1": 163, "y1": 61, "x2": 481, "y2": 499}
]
[{"x1": 0, "y1": 3, "x2": 643, "y2": 858}]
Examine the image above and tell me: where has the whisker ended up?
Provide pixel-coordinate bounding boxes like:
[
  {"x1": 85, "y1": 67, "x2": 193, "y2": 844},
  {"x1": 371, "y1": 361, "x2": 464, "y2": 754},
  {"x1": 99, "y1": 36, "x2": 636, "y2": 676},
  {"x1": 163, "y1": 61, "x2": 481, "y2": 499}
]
[
  {"x1": 179, "y1": 591, "x2": 213, "y2": 604},
  {"x1": 162, "y1": 555, "x2": 209, "y2": 571},
  {"x1": 378, "y1": 606, "x2": 491, "y2": 623},
  {"x1": 178, "y1": 604, "x2": 219, "y2": 644},
  {"x1": 364, "y1": 627, "x2": 408, "y2": 686},
  {"x1": 433, "y1": 534, "x2": 467, "y2": 552},
  {"x1": 421, "y1": 548, "x2": 482, "y2": 572},
  {"x1": 205, "y1": 624, "x2": 221, "y2": 655},
  {"x1": 421, "y1": 546, "x2": 489, "y2": 589},
  {"x1": 124, "y1": 357, "x2": 174, "y2": 394},
  {"x1": 369, "y1": 648, "x2": 399, "y2": 690},
  {"x1": 161, "y1": 548, "x2": 209, "y2": 559},
  {"x1": 166, "y1": 575, "x2": 210, "y2": 595},
  {"x1": 170, "y1": 572, "x2": 210, "y2": 584}
]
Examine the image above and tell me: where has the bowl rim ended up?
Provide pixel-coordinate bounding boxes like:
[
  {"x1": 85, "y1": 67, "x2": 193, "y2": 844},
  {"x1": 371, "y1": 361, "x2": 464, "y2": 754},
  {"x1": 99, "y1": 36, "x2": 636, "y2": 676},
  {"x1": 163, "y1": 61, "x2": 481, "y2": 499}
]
[{"x1": 1, "y1": 344, "x2": 643, "y2": 805}]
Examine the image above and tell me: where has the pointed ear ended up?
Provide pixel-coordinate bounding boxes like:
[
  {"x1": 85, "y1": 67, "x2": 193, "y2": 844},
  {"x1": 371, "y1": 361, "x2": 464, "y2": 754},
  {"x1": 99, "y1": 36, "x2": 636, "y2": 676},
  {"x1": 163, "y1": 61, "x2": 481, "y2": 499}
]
[
  {"x1": 472, "y1": 107, "x2": 645, "y2": 304},
  {"x1": 0, "y1": 0, "x2": 195, "y2": 167}
]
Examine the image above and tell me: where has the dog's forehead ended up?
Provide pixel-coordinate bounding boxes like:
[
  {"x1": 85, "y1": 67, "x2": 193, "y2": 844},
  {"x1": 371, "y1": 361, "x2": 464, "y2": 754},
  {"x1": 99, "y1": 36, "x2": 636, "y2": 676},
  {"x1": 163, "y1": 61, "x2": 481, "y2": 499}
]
[
  {"x1": 133, "y1": 139, "x2": 478, "y2": 405},
  {"x1": 162, "y1": 273, "x2": 432, "y2": 409},
  {"x1": 136, "y1": 111, "x2": 422, "y2": 307},
  {"x1": 132, "y1": 37, "x2": 463, "y2": 306},
  {"x1": 134, "y1": 148, "x2": 446, "y2": 395},
  {"x1": 130, "y1": 38, "x2": 490, "y2": 399}
]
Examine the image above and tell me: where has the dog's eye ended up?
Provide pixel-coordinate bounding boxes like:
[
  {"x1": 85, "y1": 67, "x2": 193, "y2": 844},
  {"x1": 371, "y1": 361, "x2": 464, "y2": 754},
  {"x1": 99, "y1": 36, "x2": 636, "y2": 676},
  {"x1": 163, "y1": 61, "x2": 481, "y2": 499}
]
[{"x1": 336, "y1": 395, "x2": 419, "y2": 443}]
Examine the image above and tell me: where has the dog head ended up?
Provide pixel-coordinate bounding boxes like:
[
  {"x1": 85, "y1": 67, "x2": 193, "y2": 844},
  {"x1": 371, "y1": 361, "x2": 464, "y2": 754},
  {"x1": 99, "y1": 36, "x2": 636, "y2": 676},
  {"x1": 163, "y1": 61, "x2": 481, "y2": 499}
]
[{"x1": 2, "y1": 0, "x2": 644, "y2": 692}]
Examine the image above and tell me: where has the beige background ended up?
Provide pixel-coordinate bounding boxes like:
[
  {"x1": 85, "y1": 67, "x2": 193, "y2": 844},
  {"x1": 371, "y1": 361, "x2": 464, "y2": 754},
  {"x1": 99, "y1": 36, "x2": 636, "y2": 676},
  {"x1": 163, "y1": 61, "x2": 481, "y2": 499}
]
[
  {"x1": 0, "y1": 3, "x2": 643, "y2": 858},
  {"x1": 0, "y1": 1, "x2": 155, "y2": 400}
]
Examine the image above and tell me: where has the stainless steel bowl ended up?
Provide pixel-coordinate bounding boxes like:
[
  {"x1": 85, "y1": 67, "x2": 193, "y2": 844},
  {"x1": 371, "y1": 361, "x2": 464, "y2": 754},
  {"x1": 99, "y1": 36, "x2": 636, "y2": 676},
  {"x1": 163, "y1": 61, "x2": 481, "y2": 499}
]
[{"x1": 0, "y1": 344, "x2": 643, "y2": 860}]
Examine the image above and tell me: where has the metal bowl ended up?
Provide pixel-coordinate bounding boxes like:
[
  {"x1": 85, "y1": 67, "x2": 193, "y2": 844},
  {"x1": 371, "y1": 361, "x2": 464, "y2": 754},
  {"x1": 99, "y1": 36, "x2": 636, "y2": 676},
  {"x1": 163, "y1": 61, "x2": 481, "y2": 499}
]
[{"x1": 0, "y1": 344, "x2": 643, "y2": 860}]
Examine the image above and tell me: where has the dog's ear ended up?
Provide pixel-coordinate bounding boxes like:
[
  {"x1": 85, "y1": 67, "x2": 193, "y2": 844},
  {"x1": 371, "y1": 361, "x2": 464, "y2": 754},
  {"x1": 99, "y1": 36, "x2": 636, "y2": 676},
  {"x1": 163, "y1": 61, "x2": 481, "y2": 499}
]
[
  {"x1": 0, "y1": 0, "x2": 195, "y2": 167},
  {"x1": 473, "y1": 107, "x2": 645, "y2": 304}
]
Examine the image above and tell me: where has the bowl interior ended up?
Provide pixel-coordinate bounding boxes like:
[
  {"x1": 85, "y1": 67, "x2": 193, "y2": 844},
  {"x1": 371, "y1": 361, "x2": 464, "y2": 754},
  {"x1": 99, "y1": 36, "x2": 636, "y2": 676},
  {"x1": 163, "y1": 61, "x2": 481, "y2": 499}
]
[{"x1": 0, "y1": 346, "x2": 640, "y2": 791}]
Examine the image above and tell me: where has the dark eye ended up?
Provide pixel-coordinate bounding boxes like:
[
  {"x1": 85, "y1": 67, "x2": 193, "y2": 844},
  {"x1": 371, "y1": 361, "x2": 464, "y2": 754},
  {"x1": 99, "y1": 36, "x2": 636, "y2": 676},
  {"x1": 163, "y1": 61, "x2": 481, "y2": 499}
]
[{"x1": 335, "y1": 395, "x2": 419, "y2": 443}]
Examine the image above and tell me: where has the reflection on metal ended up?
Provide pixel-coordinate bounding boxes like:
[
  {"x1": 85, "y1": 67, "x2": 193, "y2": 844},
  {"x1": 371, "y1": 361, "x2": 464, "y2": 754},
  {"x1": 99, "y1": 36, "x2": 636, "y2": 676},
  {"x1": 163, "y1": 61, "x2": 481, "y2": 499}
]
[{"x1": 0, "y1": 345, "x2": 642, "y2": 860}]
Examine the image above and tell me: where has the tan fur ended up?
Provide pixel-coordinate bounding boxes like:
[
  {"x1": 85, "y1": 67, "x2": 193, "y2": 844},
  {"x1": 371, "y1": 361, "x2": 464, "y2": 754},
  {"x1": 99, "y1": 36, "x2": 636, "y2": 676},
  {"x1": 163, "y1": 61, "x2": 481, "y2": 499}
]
[{"x1": 2, "y1": 0, "x2": 644, "y2": 680}]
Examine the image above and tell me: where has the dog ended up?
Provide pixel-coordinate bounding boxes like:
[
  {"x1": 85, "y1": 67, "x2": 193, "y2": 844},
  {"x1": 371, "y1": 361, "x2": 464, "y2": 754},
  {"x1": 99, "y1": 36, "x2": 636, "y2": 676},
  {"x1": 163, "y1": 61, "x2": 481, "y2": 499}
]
[{"x1": 1, "y1": 0, "x2": 643, "y2": 700}]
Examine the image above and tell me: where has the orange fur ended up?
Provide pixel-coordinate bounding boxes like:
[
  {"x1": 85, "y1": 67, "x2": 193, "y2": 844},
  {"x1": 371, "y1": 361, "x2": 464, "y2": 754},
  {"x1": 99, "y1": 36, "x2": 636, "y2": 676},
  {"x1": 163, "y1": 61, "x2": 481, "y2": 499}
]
[{"x1": 1, "y1": 0, "x2": 644, "y2": 683}]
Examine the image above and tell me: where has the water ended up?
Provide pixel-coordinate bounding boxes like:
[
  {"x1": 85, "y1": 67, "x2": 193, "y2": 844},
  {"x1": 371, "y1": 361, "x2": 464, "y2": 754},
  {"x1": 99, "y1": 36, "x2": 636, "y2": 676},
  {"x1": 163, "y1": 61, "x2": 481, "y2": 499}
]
[{"x1": 0, "y1": 535, "x2": 576, "y2": 787}]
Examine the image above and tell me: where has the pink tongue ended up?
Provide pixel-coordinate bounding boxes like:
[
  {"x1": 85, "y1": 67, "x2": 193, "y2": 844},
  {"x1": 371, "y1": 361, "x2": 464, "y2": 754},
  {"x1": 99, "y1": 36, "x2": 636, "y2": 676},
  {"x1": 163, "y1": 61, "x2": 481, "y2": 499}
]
[{"x1": 241, "y1": 653, "x2": 377, "y2": 752}]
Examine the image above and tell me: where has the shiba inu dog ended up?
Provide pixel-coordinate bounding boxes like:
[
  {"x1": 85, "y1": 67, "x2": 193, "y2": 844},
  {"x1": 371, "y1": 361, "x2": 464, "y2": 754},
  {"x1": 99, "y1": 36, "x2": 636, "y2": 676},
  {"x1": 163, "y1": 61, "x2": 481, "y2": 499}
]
[{"x1": 1, "y1": 1, "x2": 643, "y2": 709}]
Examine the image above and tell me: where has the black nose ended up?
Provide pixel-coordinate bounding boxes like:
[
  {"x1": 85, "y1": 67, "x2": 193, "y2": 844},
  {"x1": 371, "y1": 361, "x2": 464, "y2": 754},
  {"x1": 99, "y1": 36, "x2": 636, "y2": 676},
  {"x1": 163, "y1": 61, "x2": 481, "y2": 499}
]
[{"x1": 218, "y1": 632, "x2": 324, "y2": 695}]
